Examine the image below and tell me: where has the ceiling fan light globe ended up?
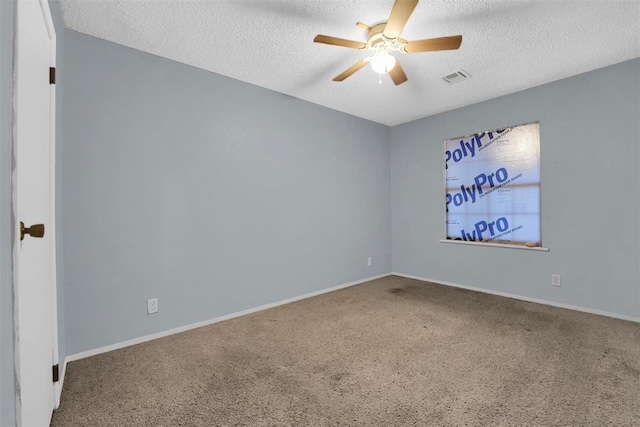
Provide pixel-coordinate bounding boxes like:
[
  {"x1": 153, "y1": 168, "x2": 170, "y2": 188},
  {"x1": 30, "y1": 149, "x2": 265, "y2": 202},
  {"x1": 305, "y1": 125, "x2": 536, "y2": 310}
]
[{"x1": 370, "y1": 52, "x2": 396, "y2": 74}]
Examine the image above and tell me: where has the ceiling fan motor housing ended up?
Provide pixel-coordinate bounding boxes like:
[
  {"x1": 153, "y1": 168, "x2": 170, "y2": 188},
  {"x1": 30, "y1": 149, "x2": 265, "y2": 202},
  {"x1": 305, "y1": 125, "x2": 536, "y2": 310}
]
[
  {"x1": 367, "y1": 22, "x2": 407, "y2": 52},
  {"x1": 367, "y1": 23, "x2": 388, "y2": 47}
]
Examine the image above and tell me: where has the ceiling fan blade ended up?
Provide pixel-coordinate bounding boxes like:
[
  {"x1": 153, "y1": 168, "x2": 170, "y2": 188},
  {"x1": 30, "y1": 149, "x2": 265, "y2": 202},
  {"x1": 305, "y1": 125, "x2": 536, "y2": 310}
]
[
  {"x1": 389, "y1": 61, "x2": 408, "y2": 85},
  {"x1": 356, "y1": 22, "x2": 372, "y2": 30},
  {"x1": 333, "y1": 59, "x2": 370, "y2": 82},
  {"x1": 383, "y1": 0, "x2": 419, "y2": 40},
  {"x1": 402, "y1": 35, "x2": 463, "y2": 53},
  {"x1": 314, "y1": 34, "x2": 366, "y2": 50}
]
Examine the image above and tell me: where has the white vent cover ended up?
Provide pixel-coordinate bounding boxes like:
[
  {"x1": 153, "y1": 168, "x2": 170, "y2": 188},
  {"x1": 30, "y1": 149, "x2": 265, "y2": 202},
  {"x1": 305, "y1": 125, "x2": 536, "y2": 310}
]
[{"x1": 442, "y1": 70, "x2": 471, "y2": 85}]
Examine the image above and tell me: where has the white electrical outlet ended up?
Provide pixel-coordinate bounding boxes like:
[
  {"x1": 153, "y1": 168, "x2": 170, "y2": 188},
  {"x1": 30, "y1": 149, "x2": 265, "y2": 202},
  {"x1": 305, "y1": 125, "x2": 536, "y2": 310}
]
[
  {"x1": 551, "y1": 274, "x2": 561, "y2": 287},
  {"x1": 367, "y1": 257, "x2": 372, "y2": 267},
  {"x1": 147, "y1": 298, "x2": 158, "y2": 314}
]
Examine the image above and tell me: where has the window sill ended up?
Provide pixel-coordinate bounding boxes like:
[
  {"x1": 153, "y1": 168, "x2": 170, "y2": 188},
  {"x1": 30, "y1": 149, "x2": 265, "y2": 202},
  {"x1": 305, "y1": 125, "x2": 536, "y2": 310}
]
[{"x1": 439, "y1": 239, "x2": 550, "y2": 251}]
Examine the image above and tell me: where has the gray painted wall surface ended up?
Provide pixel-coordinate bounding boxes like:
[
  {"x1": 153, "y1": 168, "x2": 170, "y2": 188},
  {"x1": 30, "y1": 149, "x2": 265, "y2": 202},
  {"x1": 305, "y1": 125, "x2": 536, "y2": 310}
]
[
  {"x1": 390, "y1": 59, "x2": 640, "y2": 318},
  {"x1": 60, "y1": 31, "x2": 391, "y2": 355},
  {"x1": 1, "y1": 0, "x2": 15, "y2": 424}
]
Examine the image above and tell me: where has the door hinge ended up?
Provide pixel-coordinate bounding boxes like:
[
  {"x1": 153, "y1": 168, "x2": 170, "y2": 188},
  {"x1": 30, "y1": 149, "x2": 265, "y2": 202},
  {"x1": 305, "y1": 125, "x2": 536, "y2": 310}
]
[
  {"x1": 52, "y1": 364, "x2": 59, "y2": 383},
  {"x1": 49, "y1": 67, "x2": 56, "y2": 85}
]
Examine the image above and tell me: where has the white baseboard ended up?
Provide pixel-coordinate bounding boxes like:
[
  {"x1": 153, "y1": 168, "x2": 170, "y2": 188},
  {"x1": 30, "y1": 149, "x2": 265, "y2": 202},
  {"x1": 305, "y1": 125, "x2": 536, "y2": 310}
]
[
  {"x1": 65, "y1": 273, "x2": 392, "y2": 364},
  {"x1": 392, "y1": 272, "x2": 640, "y2": 323}
]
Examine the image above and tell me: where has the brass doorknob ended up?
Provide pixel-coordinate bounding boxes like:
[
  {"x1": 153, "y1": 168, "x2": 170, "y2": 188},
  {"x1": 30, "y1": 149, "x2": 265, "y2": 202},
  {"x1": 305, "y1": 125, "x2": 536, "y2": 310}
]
[{"x1": 20, "y1": 222, "x2": 45, "y2": 241}]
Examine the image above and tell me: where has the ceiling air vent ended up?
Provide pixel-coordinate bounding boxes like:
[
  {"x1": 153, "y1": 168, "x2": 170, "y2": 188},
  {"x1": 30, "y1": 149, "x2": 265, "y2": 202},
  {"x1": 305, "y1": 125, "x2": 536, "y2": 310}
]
[{"x1": 442, "y1": 70, "x2": 471, "y2": 85}]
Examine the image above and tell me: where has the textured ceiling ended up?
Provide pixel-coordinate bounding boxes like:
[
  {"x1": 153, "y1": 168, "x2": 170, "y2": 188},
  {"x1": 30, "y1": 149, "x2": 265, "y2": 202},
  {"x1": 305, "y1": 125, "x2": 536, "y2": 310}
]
[{"x1": 59, "y1": 0, "x2": 640, "y2": 126}]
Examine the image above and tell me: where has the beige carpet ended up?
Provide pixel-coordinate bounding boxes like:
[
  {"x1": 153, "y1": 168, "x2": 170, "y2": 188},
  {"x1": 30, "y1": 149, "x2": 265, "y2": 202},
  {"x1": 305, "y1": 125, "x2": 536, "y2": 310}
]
[{"x1": 51, "y1": 276, "x2": 640, "y2": 426}]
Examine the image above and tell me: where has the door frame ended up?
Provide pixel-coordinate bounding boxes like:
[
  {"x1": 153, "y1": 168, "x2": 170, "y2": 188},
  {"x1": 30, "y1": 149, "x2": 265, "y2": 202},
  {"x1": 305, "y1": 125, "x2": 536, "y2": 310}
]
[{"x1": 11, "y1": 0, "x2": 60, "y2": 420}]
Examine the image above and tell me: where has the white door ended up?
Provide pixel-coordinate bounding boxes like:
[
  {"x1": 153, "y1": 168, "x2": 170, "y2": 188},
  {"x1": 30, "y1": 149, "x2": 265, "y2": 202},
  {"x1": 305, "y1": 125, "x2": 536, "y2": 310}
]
[{"x1": 13, "y1": 0, "x2": 58, "y2": 426}]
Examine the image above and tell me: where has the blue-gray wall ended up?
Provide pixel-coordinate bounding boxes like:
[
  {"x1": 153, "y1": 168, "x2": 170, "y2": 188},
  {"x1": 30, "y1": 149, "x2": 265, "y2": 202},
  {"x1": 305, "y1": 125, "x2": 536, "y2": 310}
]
[
  {"x1": 1, "y1": 2, "x2": 66, "y2": 423},
  {"x1": 60, "y1": 31, "x2": 640, "y2": 356},
  {"x1": 390, "y1": 58, "x2": 640, "y2": 318},
  {"x1": 1, "y1": 0, "x2": 15, "y2": 424},
  {"x1": 60, "y1": 31, "x2": 392, "y2": 355}
]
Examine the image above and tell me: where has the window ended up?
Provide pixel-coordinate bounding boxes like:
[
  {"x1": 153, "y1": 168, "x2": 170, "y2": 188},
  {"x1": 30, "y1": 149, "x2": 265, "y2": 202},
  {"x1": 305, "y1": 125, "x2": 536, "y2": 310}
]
[{"x1": 444, "y1": 122, "x2": 541, "y2": 247}]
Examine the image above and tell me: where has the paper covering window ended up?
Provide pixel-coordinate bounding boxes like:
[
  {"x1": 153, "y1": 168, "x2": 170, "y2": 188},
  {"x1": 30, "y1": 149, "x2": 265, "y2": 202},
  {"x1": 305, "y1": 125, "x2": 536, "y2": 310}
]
[{"x1": 444, "y1": 122, "x2": 541, "y2": 247}]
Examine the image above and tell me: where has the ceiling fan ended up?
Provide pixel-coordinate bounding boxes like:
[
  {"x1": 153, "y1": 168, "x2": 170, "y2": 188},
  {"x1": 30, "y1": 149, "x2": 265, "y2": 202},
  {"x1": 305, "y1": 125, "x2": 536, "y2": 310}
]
[{"x1": 313, "y1": 0, "x2": 462, "y2": 85}]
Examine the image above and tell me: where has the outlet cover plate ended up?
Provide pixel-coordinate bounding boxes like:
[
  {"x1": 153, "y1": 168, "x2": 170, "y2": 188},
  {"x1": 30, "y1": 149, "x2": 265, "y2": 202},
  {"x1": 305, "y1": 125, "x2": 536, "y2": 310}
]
[
  {"x1": 551, "y1": 274, "x2": 561, "y2": 287},
  {"x1": 147, "y1": 298, "x2": 158, "y2": 314}
]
